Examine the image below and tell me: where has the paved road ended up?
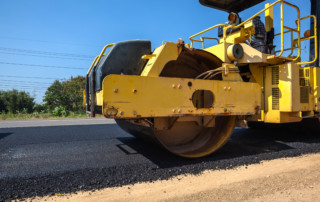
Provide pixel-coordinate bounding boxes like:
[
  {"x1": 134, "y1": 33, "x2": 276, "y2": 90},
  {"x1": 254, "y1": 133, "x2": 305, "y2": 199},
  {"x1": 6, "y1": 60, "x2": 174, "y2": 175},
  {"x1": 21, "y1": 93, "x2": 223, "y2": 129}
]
[
  {"x1": 0, "y1": 118, "x2": 115, "y2": 128},
  {"x1": 0, "y1": 118, "x2": 320, "y2": 200}
]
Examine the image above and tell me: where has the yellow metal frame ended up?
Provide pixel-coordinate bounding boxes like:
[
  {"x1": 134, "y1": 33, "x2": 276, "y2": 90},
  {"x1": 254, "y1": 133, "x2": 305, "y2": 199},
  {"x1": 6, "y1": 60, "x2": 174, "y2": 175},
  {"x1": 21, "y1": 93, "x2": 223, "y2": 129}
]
[
  {"x1": 223, "y1": 0, "x2": 300, "y2": 60},
  {"x1": 189, "y1": 0, "x2": 318, "y2": 67},
  {"x1": 86, "y1": 43, "x2": 115, "y2": 76},
  {"x1": 102, "y1": 75, "x2": 261, "y2": 119},
  {"x1": 189, "y1": 24, "x2": 225, "y2": 48},
  {"x1": 140, "y1": 42, "x2": 180, "y2": 77},
  {"x1": 297, "y1": 15, "x2": 318, "y2": 65}
]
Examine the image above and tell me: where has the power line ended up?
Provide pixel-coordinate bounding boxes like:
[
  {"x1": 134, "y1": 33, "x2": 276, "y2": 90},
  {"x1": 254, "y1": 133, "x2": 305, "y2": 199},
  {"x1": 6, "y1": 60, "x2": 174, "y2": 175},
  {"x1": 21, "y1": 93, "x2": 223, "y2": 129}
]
[
  {"x1": 0, "y1": 46, "x2": 95, "y2": 58},
  {"x1": 0, "y1": 75, "x2": 62, "y2": 80},
  {"x1": 0, "y1": 79, "x2": 53, "y2": 84},
  {"x1": 0, "y1": 83, "x2": 51, "y2": 87},
  {"x1": 0, "y1": 88, "x2": 47, "y2": 91},
  {"x1": 0, "y1": 61, "x2": 87, "y2": 70},
  {"x1": 0, "y1": 36, "x2": 102, "y2": 48},
  {"x1": 1, "y1": 84, "x2": 49, "y2": 88},
  {"x1": 0, "y1": 86, "x2": 48, "y2": 91},
  {"x1": 0, "y1": 51, "x2": 92, "y2": 61}
]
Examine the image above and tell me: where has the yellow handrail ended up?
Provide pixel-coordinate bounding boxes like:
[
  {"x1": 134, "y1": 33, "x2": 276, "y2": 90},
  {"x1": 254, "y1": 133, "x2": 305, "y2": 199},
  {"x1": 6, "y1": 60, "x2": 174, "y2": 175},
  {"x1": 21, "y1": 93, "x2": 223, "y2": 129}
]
[
  {"x1": 189, "y1": 0, "x2": 311, "y2": 64},
  {"x1": 298, "y1": 15, "x2": 318, "y2": 65},
  {"x1": 189, "y1": 24, "x2": 225, "y2": 48},
  {"x1": 87, "y1": 56, "x2": 99, "y2": 75},
  {"x1": 222, "y1": 0, "x2": 301, "y2": 59},
  {"x1": 86, "y1": 43, "x2": 115, "y2": 76},
  {"x1": 200, "y1": 37, "x2": 220, "y2": 49}
]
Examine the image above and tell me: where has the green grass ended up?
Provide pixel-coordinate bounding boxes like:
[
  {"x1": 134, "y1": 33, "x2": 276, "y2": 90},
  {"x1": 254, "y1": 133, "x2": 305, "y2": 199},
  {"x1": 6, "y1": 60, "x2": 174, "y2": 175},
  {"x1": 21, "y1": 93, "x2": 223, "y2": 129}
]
[{"x1": 0, "y1": 112, "x2": 100, "y2": 120}]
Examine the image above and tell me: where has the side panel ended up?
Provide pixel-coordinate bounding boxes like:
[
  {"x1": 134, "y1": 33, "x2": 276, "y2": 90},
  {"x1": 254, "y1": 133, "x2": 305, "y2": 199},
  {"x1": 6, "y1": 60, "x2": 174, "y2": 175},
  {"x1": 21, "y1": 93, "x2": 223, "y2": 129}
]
[
  {"x1": 314, "y1": 67, "x2": 320, "y2": 112},
  {"x1": 279, "y1": 62, "x2": 300, "y2": 112},
  {"x1": 102, "y1": 75, "x2": 261, "y2": 119},
  {"x1": 264, "y1": 62, "x2": 302, "y2": 123}
]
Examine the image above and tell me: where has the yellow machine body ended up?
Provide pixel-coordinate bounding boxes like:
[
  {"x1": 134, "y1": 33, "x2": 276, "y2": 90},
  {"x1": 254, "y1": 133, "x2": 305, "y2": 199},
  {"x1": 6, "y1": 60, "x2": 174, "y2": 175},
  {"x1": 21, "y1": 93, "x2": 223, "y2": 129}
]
[
  {"x1": 102, "y1": 75, "x2": 261, "y2": 118},
  {"x1": 84, "y1": 0, "x2": 319, "y2": 157}
]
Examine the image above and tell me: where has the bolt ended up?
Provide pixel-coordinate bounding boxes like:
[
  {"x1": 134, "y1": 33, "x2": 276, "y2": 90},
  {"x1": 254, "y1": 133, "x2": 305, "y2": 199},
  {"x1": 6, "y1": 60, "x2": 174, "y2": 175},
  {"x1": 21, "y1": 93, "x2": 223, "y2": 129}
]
[
  {"x1": 113, "y1": 88, "x2": 118, "y2": 93},
  {"x1": 228, "y1": 87, "x2": 231, "y2": 91},
  {"x1": 172, "y1": 109, "x2": 176, "y2": 113},
  {"x1": 133, "y1": 111, "x2": 137, "y2": 115},
  {"x1": 228, "y1": 109, "x2": 231, "y2": 112},
  {"x1": 119, "y1": 111, "x2": 124, "y2": 115},
  {"x1": 224, "y1": 87, "x2": 227, "y2": 91},
  {"x1": 133, "y1": 89, "x2": 137, "y2": 93},
  {"x1": 178, "y1": 109, "x2": 182, "y2": 113},
  {"x1": 177, "y1": 84, "x2": 182, "y2": 89},
  {"x1": 224, "y1": 108, "x2": 227, "y2": 112},
  {"x1": 172, "y1": 84, "x2": 176, "y2": 88}
]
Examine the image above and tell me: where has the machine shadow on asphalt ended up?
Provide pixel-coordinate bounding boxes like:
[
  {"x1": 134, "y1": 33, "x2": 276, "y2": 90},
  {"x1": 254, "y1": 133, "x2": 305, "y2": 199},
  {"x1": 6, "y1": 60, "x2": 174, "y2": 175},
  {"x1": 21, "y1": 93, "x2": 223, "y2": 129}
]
[
  {"x1": 117, "y1": 127, "x2": 320, "y2": 169},
  {"x1": 0, "y1": 132, "x2": 13, "y2": 140}
]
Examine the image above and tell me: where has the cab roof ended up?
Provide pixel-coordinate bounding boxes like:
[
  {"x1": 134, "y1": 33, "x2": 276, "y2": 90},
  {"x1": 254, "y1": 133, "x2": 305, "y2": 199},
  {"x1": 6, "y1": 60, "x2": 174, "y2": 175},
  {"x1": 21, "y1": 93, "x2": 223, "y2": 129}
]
[{"x1": 199, "y1": 0, "x2": 266, "y2": 13}]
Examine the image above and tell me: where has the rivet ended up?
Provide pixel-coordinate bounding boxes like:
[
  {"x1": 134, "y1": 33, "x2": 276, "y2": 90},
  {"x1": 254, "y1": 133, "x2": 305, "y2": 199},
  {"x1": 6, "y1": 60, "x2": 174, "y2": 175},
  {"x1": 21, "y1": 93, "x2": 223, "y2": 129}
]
[
  {"x1": 228, "y1": 109, "x2": 231, "y2": 112},
  {"x1": 224, "y1": 87, "x2": 227, "y2": 91},
  {"x1": 133, "y1": 89, "x2": 137, "y2": 93},
  {"x1": 228, "y1": 87, "x2": 231, "y2": 91},
  {"x1": 178, "y1": 109, "x2": 182, "y2": 113},
  {"x1": 172, "y1": 109, "x2": 176, "y2": 113},
  {"x1": 177, "y1": 84, "x2": 182, "y2": 89},
  {"x1": 133, "y1": 111, "x2": 137, "y2": 115},
  {"x1": 119, "y1": 111, "x2": 124, "y2": 115},
  {"x1": 113, "y1": 88, "x2": 118, "y2": 93},
  {"x1": 172, "y1": 84, "x2": 176, "y2": 88},
  {"x1": 224, "y1": 108, "x2": 227, "y2": 112}
]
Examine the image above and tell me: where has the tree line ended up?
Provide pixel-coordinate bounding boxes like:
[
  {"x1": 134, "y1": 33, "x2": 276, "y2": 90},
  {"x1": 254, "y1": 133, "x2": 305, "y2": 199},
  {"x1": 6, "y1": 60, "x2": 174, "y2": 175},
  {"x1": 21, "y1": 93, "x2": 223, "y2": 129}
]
[{"x1": 0, "y1": 76, "x2": 85, "y2": 116}]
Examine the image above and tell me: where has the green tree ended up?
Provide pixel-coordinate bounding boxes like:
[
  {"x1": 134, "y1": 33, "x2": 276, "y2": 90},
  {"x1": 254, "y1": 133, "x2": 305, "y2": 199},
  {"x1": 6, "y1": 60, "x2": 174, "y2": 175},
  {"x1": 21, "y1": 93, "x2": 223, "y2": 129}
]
[
  {"x1": 0, "y1": 91, "x2": 5, "y2": 113},
  {"x1": 43, "y1": 80, "x2": 64, "y2": 110},
  {"x1": 0, "y1": 89, "x2": 35, "y2": 113},
  {"x1": 44, "y1": 76, "x2": 85, "y2": 112},
  {"x1": 33, "y1": 103, "x2": 47, "y2": 113}
]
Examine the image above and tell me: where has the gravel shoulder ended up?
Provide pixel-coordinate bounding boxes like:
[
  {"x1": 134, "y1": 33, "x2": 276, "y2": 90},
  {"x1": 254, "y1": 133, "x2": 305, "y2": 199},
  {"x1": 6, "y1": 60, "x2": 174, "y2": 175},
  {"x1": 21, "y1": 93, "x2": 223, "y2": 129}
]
[{"x1": 32, "y1": 153, "x2": 320, "y2": 202}]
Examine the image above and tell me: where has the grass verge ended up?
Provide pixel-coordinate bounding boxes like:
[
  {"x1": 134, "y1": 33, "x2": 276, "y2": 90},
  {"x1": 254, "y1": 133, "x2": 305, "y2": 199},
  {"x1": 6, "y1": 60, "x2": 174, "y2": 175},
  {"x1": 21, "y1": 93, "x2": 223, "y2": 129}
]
[{"x1": 0, "y1": 112, "x2": 103, "y2": 120}]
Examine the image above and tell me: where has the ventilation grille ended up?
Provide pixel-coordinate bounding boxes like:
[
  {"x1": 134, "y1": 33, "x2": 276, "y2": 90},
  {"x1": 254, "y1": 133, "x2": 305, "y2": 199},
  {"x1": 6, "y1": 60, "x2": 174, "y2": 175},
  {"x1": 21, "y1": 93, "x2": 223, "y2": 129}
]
[
  {"x1": 300, "y1": 87, "x2": 309, "y2": 103},
  {"x1": 299, "y1": 67, "x2": 310, "y2": 104},
  {"x1": 272, "y1": 88, "x2": 280, "y2": 110},
  {"x1": 272, "y1": 66, "x2": 279, "y2": 85},
  {"x1": 299, "y1": 69, "x2": 304, "y2": 77},
  {"x1": 300, "y1": 78, "x2": 310, "y2": 86},
  {"x1": 305, "y1": 69, "x2": 310, "y2": 77}
]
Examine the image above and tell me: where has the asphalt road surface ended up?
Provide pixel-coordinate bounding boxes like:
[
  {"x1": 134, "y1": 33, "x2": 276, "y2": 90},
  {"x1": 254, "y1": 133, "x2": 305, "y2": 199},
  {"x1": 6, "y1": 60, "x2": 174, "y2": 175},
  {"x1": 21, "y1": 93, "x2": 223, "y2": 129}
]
[{"x1": 0, "y1": 118, "x2": 320, "y2": 200}]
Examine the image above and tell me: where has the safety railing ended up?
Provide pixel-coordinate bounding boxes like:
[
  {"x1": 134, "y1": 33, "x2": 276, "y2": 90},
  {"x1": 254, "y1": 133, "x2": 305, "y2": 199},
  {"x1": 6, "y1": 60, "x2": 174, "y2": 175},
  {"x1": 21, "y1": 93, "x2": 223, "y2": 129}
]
[
  {"x1": 274, "y1": 15, "x2": 317, "y2": 65},
  {"x1": 189, "y1": 0, "x2": 318, "y2": 66},
  {"x1": 297, "y1": 15, "x2": 317, "y2": 65},
  {"x1": 86, "y1": 43, "x2": 115, "y2": 76},
  {"x1": 189, "y1": 24, "x2": 225, "y2": 48},
  {"x1": 85, "y1": 43, "x2": 114, "y2": 116},
  {"x1": 222, "y1": 0, "x2": 301, "y2": 60}
]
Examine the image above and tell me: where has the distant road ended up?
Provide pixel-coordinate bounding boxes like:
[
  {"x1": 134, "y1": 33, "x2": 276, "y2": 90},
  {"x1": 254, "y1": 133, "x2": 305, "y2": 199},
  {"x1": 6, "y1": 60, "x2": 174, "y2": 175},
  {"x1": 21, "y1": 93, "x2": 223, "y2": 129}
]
[
  {"x1": 0, "y1": 118, "x2": 320, "y2": 200},
  {"x1": 0, "y1": 118, "x2": 115, "y2": 128}
]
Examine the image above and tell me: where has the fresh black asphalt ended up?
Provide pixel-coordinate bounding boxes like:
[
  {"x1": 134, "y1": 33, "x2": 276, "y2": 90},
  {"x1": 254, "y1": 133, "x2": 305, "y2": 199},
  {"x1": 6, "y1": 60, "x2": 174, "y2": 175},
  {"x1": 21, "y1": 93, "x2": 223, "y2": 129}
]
[{"x1": 0, "y1": 119, "x2": 320, "y2": 200}]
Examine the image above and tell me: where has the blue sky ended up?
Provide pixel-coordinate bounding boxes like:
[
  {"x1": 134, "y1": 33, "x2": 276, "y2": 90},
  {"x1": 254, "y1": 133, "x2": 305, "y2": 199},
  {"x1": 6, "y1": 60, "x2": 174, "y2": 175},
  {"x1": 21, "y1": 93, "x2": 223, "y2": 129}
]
[{"x1": 0, "y1": 0, "x2": 313, "y2": 103}]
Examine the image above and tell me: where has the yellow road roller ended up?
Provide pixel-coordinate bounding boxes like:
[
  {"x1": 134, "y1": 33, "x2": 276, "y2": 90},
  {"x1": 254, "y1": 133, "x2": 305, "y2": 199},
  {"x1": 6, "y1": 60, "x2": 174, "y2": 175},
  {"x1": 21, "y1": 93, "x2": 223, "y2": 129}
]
[{"x1": 84, "y1": 0, "x2": 320, "y2": 158}]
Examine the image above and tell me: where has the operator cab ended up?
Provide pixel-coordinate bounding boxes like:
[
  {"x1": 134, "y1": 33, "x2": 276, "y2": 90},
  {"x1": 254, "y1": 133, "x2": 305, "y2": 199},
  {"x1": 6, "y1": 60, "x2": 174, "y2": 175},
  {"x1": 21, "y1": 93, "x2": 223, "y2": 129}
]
[{"x1": 200, "y1": 0, "x2": 274, "y2": 54}]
